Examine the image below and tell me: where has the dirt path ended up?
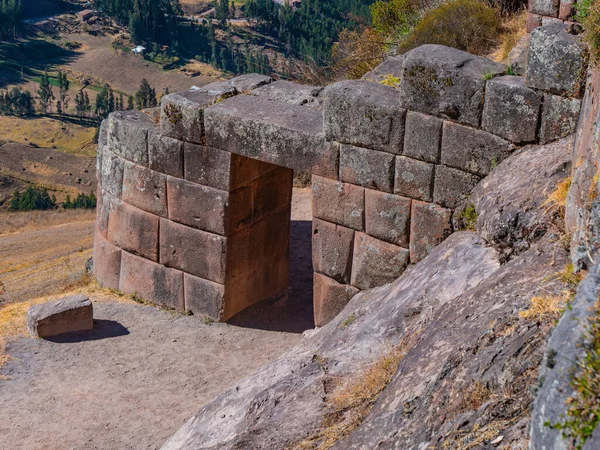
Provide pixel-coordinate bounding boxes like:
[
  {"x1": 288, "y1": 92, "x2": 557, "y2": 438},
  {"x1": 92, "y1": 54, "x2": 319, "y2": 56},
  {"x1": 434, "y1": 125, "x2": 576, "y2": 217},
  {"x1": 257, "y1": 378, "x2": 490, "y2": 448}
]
[{"x1": 0, "y1": 188, "x2": 314, "y2": 449}]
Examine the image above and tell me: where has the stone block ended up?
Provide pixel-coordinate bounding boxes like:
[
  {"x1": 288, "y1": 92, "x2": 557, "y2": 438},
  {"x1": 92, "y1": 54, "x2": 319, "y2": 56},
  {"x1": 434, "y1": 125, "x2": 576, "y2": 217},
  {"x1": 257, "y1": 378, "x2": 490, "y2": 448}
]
[
  {"x1": 167, "y1": 177, "x2": 236, "y2": 236},
  {"x1": 365, "y1": 189, "x2": 411, "y2": 247},
  {"x1": 100, "y1": 149, "x2": 125, "y2": 199},
  {"x1": 148, "y1": 130, "x2": 184, "y2": 177},
  {"x1": 361, "y1": 56, "x2": 405, "y2": 83},
  {"x1": 323, "y1": 80, "x2": 406, "y2": 154},
  {"x1": 441, "y1": 121, "x2": 514, "y2": 177},
  {"x1": 252, "y1": 167, "x2": 293, "y2": 222},
  {"x1": 160, "y1": 219, "x2": 227, "y2": 283},
  {"x1": 107, "y1": 201, "x2": 159, "y2": 261},
  {"x1": 96, "y1": 189, "x2": 119, "y2": 239},
  {"x1": 540, "y1": 93, "x2": 582, "y2": 143},
  {"x1": 160, "y1": 89, "x2": 215, "y2": 143},
  {"x1": 224, "y1": 208, "x2": 290, "y2": 319},
  {"x1": 230, "y1": 154, "x2": 279, "y2": 191},
  {"x1": 184, "y1": 273, "x2": 225, "y2": 321},
  {"x1": 312, "y1": 175, "x2": 365, "y2": 231},
  {"x1": 204, "y1": 95, "x2": 339, "y2": 178},
  {"x1": 394, "y1": 155, "x2": 434, "y2": 201},
  {"x1": 398, "y1": 45, "x2": 505, "y2": 127},
  {"x1": 433, "y1": 165, "x2": 481, "y2": 209},
  {"x1": 251, "y1": 80, "x2": 323, "y2": 109},
  {"x1": 106, "y1": 110, "x2": 154, "y2": 165},
  {"x1": 93, "y1": 232, "x2": 121, "y2": 290},
  {"x1": 312, "y1": 218, "x2": 355, "y2": 284},
  {"x1": 482, "y1": 76, "x2": 542, "y2": 143},
  {"x1": 527, "y1": 13, "x2": 544, "y2": 33},
  {"x1": 313, "y1": 273, "x2": 359, "y2": 327},
  {"x1": 201, "y1": 73, "x2": 273, "y2": 97},
  {"x1": 350, "y1": 232, "x2": 409, "y2": 290},
  {"x1": 526, "y1": 23, "x2": 588, "y2": 97},
  {"x1": 120, "y1": 251, "x2": 184, "y2": 309},
  {"x1": 122, "y1": 162, "x2": 168, "y2": 217},
  {"x1": 559, "y1": 0, "x2": 574, "y2": 19},
  {"x1": 410, "y1": 200, "x2": 453, "y2": 263},
  {"x1": 339, "y1": 144, "x2": 395, "y2": 193},
  {"x1": 184, "y1": 143, "x2": 234, "y2": 191},
  {"x1": 96, "y1": 119, "x2": 108, "y2": 180},
  {"x1": 530, "y1": 0, "x2": 559, "y2": 16},
  {"x1": 27, "y1": 294, "x2": 93, "y2": 338},
  {"x1": 403, "y1": 111, "x2": 442, "y2": 163}
]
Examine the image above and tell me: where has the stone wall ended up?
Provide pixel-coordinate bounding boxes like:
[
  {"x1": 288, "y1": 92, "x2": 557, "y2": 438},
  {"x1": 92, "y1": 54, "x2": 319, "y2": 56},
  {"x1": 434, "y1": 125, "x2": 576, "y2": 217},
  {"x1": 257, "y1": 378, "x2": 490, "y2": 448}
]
[
  {"x1": 527, "y1": 0, "x2": 580, "y2": 32},
  {"x1": 94, "y1": 24, "x2": 588, "y2": 326}
]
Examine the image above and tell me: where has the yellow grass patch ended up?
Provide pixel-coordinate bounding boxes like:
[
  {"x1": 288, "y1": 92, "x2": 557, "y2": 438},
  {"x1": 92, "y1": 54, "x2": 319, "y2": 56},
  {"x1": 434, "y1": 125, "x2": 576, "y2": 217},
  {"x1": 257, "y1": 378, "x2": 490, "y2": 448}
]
[
  {"x1": 519, "y1": 295, "x2": 567, "y2": 322},
  {"x1": 0, "y1": 116, "x2": 97, "y2": 157},
  {"x1": 490, "y1": 9, "x2": 528, "y2": 63},
  {"x1": 0, "y1": 209, "x2": 96, "y2": 236}
]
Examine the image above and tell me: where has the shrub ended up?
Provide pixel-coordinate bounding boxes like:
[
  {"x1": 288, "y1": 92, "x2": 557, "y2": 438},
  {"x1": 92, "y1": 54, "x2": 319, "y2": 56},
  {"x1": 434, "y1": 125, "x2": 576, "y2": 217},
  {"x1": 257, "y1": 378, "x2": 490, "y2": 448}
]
[
  {"x1": 63, "y1": 191, "x2": 97, "y2": 210},
  {"x1": 371, "y1": 0, "x2": 420, "y2": 38},
  {"x1": 400, "y1": 0, "x2": 502, "y2": 56},
  {"x1": 582, "y1": 0, "x2": 600, "y2": 62},
  {"x1": 9, "y1": 187, "x2": 56, "y2": 211}
]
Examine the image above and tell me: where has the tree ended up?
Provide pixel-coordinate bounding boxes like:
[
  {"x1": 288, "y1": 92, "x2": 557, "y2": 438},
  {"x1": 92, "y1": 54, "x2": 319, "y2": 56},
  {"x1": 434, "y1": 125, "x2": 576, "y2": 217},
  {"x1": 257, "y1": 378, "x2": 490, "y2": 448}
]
[
  {"x1": 37, "y1": 71, "x2": 54, "y2": 113},
  {"x1": 134, "y1": 79, "x2": 157, "y2": 109},
  {"x1": 57, "y1": 71, "x2": 70, "y2": 114},
  {"x1": 127, "y1": 95, "x2": 134, "y2": 110},
  {"x1": 216, "y1": 0, "x2": 230, "y2": 26}
]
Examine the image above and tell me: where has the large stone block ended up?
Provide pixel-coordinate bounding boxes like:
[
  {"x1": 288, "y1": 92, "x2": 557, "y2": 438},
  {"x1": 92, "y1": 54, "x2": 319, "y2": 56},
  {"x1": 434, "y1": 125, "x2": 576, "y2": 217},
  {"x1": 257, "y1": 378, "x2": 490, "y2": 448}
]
[
  {"x1": 108, "y1": 201, "x2": 159, "y2": 261},
  {"x1": 120, "y1": 251, "x2": 184, "y2": 309},
  {"x1": 394, "y1": 155, "x2": 434, "y2": 201},
  {"x1": 481, "y1": 76, "x2": 542, "y2": 143},
  {"x1": 96, "y1": 119, "x2": 108, "y2": 180},
  {"x1": 148, "y1": 130, "x2": 184, "y2": 177},
  {"x1": 122, "y1": 162, "x2": 168, "y2": 217},
  {"x1": 160, "y1": 89, "x2": 214, "y2": 143},
  {"x1": 184, "y1": 273, "x2": 225, "y2": 320},
  {"x1": 201, "y1": 73, "x2": 273, "y2": 97},
  {"x1": 559, "y1": 0, "x2": 574, "y2": 19},
  {"x1": 313, "y1": 273, "x2": 359, "y2": 327},
  {"x1": 107, "y1": 110, "x2": 155, "y2": 165},
  {"x1": 100, "y1": 149, "x2": 125, "y2": 199},
  {"x1": 184, "y1": 143, "x2": 235, "y2": 191},
  {"x1": 441, "y1": 121, "x2": 514, "y2": 177},
  {"x1": 312, "y1": 175, "x2": 365, "y2": 231},
  {"x1": 398, "y1": 45, "x2": 505, "y2": 127},
  {"x1": 27, "y1": 294, "x2": 93, "y2": 338},
  {"x1": 530, "y1": 0, "x2": 559, "y2": 16},
  {"x1": 252, "y1": 167, "x2": 293, "y2": 222},
  {"x1": 312, "y1": 218, "x2": 355, "y2": 284},
  {"x1": 93, "y1": 232, "x2": 121, "y2": 290},
  {"x1": 204, "y1": 95, "x2": 339, "y2": 178},
  {"x1": 365, "y1": 189, "x2": 411, "y2": 247},
  {"x1": 526, "y1": 13, "x2": 544, "y2": 33},
  {"x1": 160, "y1": 219, "x2": 227, "y2": 283},
  {"x1": 96, "y1": 189, "x2": 119, "y2": 239},
  {"x1": 323, "y1": 80, "x2": 406, "y2": 154},
  {"x1": 350, "y1": 232, "x2": 409, "y2": 290},
  {"x1": 410, "y1": 200, "x2": 453, "y2": 262},
  {"x1": 403, "y1": 111, "x2": 442, "y2": 163},
  {"x1": 251, "y1": 80, "x2": 323, "y2": 109},
  {"x1": 433, "y1": 165, "x2": 481, "y2": 209},
  {"x1": 339, "y1": 144, "x2": 395, "y2": 193},
  {"x1": 526, "y1": 23, "x2": 588, "y2": 97},
  {"x1": 540, "y1": 93, "x2": 582, "y2": 143},
  {"x1": 167, "y1": 177, "x2": 231, "y2": 235},
  {"x1": 224, "y1": 208, "x2": 290, "y2": 319}
]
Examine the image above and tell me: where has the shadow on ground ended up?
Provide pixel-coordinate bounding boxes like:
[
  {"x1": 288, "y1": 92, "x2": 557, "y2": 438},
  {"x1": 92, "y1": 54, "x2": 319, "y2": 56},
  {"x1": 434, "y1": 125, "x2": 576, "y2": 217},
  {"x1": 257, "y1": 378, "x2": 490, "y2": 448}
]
[{"x1": 45, "y1": 319, "x2": 129, "y2": 343}]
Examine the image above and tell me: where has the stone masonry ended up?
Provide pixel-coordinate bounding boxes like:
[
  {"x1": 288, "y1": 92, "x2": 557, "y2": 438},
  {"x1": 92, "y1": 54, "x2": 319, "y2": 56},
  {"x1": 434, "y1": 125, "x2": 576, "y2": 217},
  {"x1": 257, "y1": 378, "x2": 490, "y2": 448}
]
[{"x1": 95, "y1": 28, "x2": 587, "y2": 326}]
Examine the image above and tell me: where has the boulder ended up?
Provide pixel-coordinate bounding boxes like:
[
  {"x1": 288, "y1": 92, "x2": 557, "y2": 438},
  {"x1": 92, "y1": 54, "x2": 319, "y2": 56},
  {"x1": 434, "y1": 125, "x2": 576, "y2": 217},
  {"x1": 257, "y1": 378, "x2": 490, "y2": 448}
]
[
  {"x1": 526, "y1": 23, "x2": 588, "y2": 98},
  {"x1": 360, "y1": 56, "x2": 405, "y2": 83},
  {"x1": 398, "y1": 45, "x2": 505, "y2": 127},
  {"x1": 251, "y1": 80, "x2": 323, "y2": 109},
  {"x1": 27, "y1": 294, "x2": 93, "y2": 338}
]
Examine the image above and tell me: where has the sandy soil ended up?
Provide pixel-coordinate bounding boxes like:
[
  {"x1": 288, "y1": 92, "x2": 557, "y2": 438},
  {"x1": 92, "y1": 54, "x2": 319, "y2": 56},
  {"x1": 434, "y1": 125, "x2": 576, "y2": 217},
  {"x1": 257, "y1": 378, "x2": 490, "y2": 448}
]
[{"x1": 0, "y1": 188, "x2": 314, "y2": 449}]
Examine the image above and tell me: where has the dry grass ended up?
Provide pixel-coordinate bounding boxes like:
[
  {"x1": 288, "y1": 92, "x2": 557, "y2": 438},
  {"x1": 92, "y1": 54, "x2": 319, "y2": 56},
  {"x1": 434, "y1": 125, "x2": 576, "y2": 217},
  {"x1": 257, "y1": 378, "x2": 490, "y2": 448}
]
[
  {"x1": 0, "y1": 116, "x2": 97, "y2": 157},
  {"x1": 294, "y1": 341, "x2": 410, "y2": 450},
  {"x1": 0, "y1": 209, "x2": 96, "y2": 236},
  {"x1": 457, "y1": 381, "x2": 494, "y2": 413},
  {"x1": 490, "y1": 8, "x2": 528, "y2": 63},
  {"x1": 542, "y1": 176, "x2": 572, "y2": 214},
  {"x1": 519, "y1": 295, "x2": 567, "y2": 322}
]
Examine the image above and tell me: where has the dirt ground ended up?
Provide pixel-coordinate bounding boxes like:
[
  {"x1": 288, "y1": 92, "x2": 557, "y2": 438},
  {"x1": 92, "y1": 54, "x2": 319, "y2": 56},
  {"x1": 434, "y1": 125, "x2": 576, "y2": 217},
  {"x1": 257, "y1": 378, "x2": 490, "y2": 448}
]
[{"x1": 0, "y1": 187, "x2": 314, "y2": 449}]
